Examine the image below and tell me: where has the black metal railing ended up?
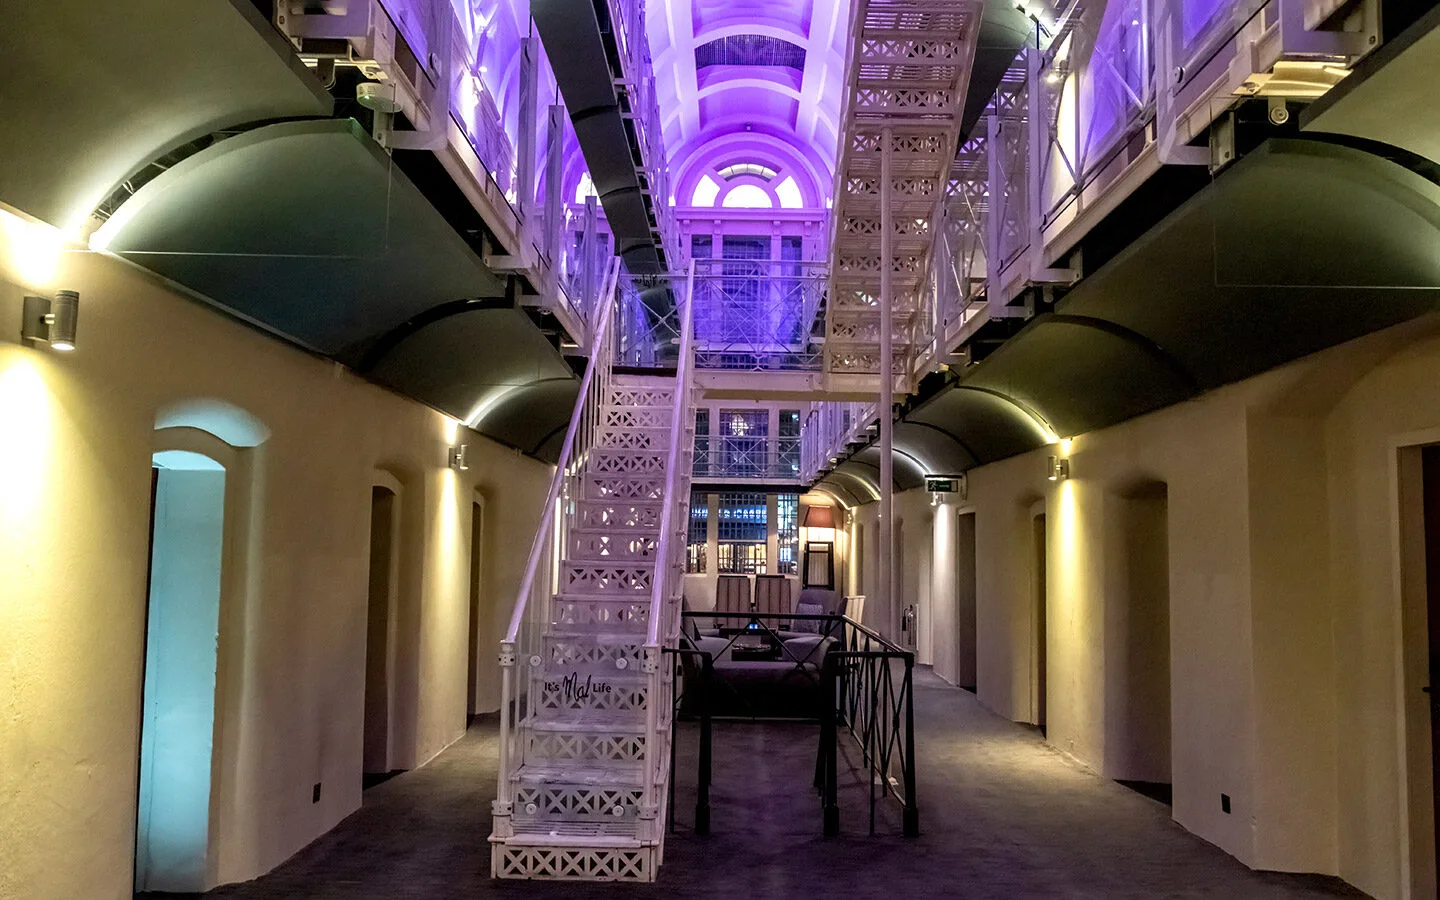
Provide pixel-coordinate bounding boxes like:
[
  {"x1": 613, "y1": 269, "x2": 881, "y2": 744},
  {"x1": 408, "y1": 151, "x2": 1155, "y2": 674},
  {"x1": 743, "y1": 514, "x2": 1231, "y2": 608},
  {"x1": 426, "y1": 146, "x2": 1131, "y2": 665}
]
[
  {"x1": 818, "y1": 619, "x2": 918, "y2": 837},
  {"x1": 672, "y1": 610, "x2": 918, "y2": 838}
]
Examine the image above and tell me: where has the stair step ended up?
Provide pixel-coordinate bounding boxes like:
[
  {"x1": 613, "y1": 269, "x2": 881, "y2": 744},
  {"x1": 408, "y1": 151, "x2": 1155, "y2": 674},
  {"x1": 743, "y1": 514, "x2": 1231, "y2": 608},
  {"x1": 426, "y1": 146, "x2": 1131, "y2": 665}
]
[
  {"x1": 596, "y1": 427, "x2": 671, "y2": 452},
  {"x1": 573, "y1": 501, "x2": 665, "y2": 531},
  {"x1": 582, "y1": 474, "x2": 666, "y2": 502},
  {"x1": 567, "y1": 531, "x2": 659, "y2": 564},
  {"x1": 516, "y1": 761, "x2": 645, "y2": 786},
  {"x1": 561, "y1": 563, "x2": 656, "y2": 594}
]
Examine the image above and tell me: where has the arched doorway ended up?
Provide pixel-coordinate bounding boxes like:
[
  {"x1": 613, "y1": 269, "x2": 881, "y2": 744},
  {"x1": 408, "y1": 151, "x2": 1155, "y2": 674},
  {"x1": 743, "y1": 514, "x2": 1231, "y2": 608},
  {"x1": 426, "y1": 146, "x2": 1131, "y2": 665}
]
[
  {"x1": 135, "y1": 444, "x2": 229, "y2": 893},
  {"x1": 363, "y1": 477, "x2": 402, "y2": 786}
]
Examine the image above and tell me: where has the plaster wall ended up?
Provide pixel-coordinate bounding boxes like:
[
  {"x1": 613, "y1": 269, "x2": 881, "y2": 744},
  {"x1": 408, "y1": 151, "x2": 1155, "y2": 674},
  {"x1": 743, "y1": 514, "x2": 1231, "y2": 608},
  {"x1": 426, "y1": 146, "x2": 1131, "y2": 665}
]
[
  {"x1": 847, "y1": 317, "x2": 1440, "y2": 897},
  {"x1": 0, "y1": 208, "x2": 550, "y2": 899}
]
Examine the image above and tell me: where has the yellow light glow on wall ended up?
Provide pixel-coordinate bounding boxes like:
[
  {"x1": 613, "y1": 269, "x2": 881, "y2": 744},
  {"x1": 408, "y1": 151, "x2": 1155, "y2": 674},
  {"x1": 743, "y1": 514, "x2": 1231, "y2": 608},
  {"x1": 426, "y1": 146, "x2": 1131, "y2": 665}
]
[
  {"x1": 0, "y1": 209, "x2": 67, "y2": 288},
  {"x1": 0, "y1": 358, "x2": 55, "y2": 535}
]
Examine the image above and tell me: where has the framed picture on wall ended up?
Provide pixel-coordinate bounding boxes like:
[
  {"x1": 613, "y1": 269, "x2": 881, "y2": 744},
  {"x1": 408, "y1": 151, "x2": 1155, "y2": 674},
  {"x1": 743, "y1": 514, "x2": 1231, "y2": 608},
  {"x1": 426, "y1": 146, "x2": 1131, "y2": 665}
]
[{"x1": 803, "y1": 541, "x2": 834, "y2": 589}]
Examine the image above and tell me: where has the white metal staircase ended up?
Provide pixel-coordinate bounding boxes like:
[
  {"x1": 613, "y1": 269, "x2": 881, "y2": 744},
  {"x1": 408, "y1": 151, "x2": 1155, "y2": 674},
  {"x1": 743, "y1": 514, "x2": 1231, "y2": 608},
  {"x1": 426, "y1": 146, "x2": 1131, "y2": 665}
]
[{"x1": 490, "y1": 262, "x2": 695, "y2": 881}]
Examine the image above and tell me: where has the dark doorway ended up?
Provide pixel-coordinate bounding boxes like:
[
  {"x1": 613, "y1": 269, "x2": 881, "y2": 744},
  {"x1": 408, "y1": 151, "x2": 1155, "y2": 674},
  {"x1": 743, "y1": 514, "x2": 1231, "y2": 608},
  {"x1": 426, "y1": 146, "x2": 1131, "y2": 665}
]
[
  {"x1": 1033, "y1": 512, "x2": 1048, "y2": 734},
  {"x1": 1107, "y1": 484, "x2": 1172, "y2": 800},
  {"x1": 467, "y1": 499, "x2": 484, "y2": 720},
  {"x1": 364, "y1": 486, "x2": 397, "y2": 784},
  {"x1": 1421, "y1": 446, "x2": 1440, "y2": 880},
  {"x1": 957, "y1": 512, "x2": 978, "y2": 692}
]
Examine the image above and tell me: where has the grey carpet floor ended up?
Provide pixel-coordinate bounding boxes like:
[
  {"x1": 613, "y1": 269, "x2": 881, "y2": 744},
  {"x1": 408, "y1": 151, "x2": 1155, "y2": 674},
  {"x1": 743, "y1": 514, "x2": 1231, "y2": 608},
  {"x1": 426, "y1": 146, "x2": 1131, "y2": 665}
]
[{"x1": 179, "y1": 669, "x2": 1365, "y2": 899}]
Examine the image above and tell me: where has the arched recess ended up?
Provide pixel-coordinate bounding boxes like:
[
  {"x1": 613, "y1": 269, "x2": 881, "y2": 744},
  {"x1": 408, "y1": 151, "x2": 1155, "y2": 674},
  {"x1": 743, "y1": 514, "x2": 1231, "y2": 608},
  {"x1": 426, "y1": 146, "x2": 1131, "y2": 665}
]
[
  {"x1": 137, "y1": 421, "x2": 260, "y2": 893},
  {"x1": 365, "y1": 466, "x2": 423, "y2": 776},
  {"x1": 1102, "y1": 477, "x2": 1172, "y2": 794}
]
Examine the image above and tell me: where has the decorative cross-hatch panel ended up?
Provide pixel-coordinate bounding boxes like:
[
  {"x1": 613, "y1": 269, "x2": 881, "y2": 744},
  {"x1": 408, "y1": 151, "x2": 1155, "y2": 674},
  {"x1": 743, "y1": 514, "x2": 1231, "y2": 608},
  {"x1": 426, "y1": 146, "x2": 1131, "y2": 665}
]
[
  {"x1": 552, "y1": 598, "x2": 652, "y2": 631},
  {"x1": 584, "y1": 475, "x2": 665, "y2": 502},
  {"x1": 526, "y1": 731, "x2": 646, "y2": 764},
  {"x1": 588, "y1": 451, "x2": 666, "y2": 475},
  {"x1": 569, "y1": 532, "x2": 658, "y2": 562},
  {"x1": 514, "y1": 785, "x2": 644, "y2": 824},
  {"x1": 602, "y1": 407, "x2": 671, "y2": 430},
  {"x1": 544, "y1": 637, "x2": 646, "y2": 670},
  {"x1": 494, "y1": 846, "x2": 652, "y2": 882},
  {"x1": 607, "y1": 387, "x2": 673, "y2": 409},
  {"x1": 563, "y1": 564, "x2": 654, "y2": 594},
  {"x1": 574, "y1": 503, "x2": 663, "y2": 530},
  {"x1": 536, "y1": 679, "x2": 648, "y2": 714}
]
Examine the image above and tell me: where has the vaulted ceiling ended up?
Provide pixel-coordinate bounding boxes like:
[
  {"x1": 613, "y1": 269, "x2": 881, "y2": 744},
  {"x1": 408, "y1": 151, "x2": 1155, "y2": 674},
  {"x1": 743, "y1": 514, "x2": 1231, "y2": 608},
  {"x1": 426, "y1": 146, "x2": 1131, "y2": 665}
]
[{"x1": 646, "y1": 0, "x2": 850, "y2": 196}]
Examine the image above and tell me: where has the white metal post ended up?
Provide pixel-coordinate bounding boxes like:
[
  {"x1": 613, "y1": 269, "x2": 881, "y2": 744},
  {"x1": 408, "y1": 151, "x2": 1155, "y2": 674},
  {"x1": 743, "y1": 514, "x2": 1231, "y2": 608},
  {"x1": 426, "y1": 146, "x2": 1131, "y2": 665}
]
[
  {"x1": 879, "y1": 126, "x2": 896, "y2": 639},
  {"x1": 516, "y1": 37, "x2": 538, "y2": 217},
  {"x1": 545, "y1": 104, "x2": 564, "y2": 266}
]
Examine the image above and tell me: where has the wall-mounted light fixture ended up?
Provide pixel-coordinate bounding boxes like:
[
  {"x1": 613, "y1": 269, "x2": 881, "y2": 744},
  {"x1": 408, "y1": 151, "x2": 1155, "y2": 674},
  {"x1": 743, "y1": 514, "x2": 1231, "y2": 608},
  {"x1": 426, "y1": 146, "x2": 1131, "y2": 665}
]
[
  {"x1": 1047, "y1": 456, "x2": 1070, "y2": 482},
  {"x1": 448, "y1": 443, "x2": 469, "y2": 471},
  {"x1": 21, "y1": 290, "x2": 79, "y2": 351}
]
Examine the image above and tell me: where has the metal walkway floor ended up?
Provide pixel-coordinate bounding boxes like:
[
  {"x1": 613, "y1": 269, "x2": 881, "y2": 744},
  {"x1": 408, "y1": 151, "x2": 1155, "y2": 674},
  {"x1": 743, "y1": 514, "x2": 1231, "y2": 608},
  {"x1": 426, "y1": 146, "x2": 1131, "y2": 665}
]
[{"x1": 181, "y1": 669, "x2": 1364, "y2": 899}]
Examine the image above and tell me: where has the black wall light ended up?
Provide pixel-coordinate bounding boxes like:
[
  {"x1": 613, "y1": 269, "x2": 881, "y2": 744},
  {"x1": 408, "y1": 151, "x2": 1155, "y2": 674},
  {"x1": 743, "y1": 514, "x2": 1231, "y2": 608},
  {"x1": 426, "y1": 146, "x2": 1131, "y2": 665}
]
[{"x1": 21, "y1": 290, "x2": 79, "y2": 351}]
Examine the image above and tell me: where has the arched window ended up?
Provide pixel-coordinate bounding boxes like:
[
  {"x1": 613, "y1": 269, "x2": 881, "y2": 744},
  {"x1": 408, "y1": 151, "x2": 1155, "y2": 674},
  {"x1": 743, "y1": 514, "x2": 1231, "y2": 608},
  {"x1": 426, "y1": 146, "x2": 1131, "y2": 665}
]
[
  {"x1": 691, "y1": 174, "x2": 721, "y2": 207},
  {"x1": 774, "y1": 175, "x2": 804, "y2": 209},
  {"x1": 717, "y1": 163, "x2": 778, "y2": 181},
  {"x1": 721, "y1": 183, "x2": 774, "y2": 209}
]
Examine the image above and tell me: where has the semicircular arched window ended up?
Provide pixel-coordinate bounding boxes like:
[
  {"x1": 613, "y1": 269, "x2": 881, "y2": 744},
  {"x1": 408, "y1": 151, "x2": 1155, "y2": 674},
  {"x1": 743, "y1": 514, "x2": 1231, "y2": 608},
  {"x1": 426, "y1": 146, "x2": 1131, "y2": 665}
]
[{"x1": 721, "y1": 183, "x2": 774, "y2": 209}]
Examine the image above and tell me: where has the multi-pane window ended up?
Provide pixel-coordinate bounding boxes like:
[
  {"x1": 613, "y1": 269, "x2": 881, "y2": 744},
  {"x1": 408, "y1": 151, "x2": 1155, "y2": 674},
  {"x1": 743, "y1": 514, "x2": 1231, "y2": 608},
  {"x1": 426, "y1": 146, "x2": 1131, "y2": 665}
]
[
  {"x1": 691, "y1": 234, "x2": 714, "y2": 259},
  {"x1": 718, "y1": 409, "x2": 768, "y2": 478},
  {"x1": 779, "y1": 409, "x2": 800, "y2": 477},
  {"x1": 693, "y1": 409, "x2": 710, "y2": 477},
  {"x1": 687, "y1": 490, "x2": 709, "y2": 573},
  {"x1": 776, "y1": 493, "x2": 799, "y2": 575},
  {"x1": 717, "y1": 492, "x2": 767, "y2": 574}
]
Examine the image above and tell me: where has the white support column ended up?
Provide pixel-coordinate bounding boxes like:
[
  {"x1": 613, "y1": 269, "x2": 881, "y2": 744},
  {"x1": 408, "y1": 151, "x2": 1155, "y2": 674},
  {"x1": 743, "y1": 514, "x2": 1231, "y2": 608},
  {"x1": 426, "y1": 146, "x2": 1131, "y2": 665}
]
[
  {"x1": 582, "y1": 196, "x2": 599, "y2": 312},
  {"x1": 985, "y1": 112, "x2": 1006, "y2": 313},
  {"x1": 516, "y1": 37, "x2": 539, "y2": 219},
  {"x1": 880, "y1": 126, "x2": 896, "y2": 639},
  {"x1": 544, "y1": 104, "x2": 565, "y2": 266}
]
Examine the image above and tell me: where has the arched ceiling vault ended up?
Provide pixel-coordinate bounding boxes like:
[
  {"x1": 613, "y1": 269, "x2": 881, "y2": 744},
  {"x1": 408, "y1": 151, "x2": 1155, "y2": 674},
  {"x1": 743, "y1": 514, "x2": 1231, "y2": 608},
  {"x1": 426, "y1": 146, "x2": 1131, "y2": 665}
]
[
  {"x1": 824, "y1": 135, "x2": 1440, "y2": 503},
  {"x1": 646, "y1": 0, "x2": 849, "y2": 197}
]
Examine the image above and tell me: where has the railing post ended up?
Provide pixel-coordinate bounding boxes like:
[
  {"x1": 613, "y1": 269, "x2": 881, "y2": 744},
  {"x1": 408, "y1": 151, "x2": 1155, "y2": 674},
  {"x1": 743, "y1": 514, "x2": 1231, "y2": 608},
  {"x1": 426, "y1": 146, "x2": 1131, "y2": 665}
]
[
  {"x1": 821, "y1": 656, "x2": 840, "y2": 836},
  {"x1": 492, "y1": 640, "x2": 516, "y2": 839},
  {"x1": 696, "y1": 652, "x2": 712, "y2": 836},
  {"x1": 902, "y1": 653, "x2": 919, "y2": 837}
]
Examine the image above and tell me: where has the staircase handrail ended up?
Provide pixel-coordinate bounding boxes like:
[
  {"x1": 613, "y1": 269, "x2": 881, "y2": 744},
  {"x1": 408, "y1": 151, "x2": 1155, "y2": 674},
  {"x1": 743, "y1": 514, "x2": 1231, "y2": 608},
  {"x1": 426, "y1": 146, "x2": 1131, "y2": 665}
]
[
  {"x1": 503, "y1": 256, "x2": 621, "y2": 644},
  {"x1": 646, "y1": 261, "x2": 697, "y2": 648}
]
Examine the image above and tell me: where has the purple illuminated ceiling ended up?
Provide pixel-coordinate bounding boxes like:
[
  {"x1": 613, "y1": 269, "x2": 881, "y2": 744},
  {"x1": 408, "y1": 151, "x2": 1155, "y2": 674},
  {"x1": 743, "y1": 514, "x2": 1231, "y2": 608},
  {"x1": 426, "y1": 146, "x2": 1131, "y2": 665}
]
[{"x1": 646, "y1": 0, "x2": 851, "y2": 210}]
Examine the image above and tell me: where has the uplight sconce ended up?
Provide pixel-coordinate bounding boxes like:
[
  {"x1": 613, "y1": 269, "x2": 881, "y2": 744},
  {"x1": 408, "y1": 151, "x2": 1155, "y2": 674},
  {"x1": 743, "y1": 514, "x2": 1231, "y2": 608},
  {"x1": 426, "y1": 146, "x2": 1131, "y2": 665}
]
[
  {"x1": 1047, "y1": 456, "x2": 1070, "y2": 482},
  {"x1": 448, "y1": 443, "x2": 470, "y2": 471},
  {"x1": 21, "y1": 290, "x2": 79, "y2": 351}
]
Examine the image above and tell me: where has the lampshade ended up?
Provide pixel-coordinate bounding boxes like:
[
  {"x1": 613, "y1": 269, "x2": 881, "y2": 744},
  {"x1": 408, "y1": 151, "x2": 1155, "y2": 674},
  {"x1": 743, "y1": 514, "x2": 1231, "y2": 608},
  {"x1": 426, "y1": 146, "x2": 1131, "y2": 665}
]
[{"x1": 803, "y1": 505, "x2": 835, "y2": 529}]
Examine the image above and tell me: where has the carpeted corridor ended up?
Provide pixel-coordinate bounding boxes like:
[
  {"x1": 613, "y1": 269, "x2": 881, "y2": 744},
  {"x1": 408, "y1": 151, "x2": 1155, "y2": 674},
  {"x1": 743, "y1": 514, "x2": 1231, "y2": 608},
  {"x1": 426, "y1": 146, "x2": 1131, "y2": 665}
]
[{"x1": 187, "y1": 670, "x2": 1365, "y2": 899}]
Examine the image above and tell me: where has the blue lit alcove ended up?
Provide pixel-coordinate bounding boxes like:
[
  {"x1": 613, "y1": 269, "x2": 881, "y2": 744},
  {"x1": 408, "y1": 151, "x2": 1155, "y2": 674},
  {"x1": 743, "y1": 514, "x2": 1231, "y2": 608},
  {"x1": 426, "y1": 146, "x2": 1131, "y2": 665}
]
[{"x1": 135, "y1": 449, "x2": 226, "y2": 893}]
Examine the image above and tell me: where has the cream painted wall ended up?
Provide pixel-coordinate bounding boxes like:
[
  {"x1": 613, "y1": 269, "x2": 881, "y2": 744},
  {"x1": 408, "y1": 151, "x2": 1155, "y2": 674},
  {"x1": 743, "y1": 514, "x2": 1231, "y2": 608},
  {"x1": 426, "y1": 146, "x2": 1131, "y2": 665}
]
[
  {"x1": 846, "y1": 314, "x2": 1440, "y2": 899},
  {"x1": 0, "y1": 208, "x2": 550, "y2": 899}
]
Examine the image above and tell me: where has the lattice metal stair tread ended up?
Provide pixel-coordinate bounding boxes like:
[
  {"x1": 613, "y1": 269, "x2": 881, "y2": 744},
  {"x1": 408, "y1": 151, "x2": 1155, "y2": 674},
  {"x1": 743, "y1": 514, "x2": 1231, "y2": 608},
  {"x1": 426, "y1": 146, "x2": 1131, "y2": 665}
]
[
  {"x1": 514, "y1": 762, "x2": 645, "y2": 786},
  {"x1": 495, "y1": 832, "x2": 649, "y2": 849}
]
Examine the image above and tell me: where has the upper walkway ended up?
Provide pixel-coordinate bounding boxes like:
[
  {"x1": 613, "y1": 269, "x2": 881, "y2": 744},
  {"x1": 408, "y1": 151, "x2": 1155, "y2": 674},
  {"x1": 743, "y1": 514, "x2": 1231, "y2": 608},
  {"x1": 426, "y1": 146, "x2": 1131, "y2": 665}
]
[{"x1": 186, "y1": 670, "x2": 1363, "y2": 898}]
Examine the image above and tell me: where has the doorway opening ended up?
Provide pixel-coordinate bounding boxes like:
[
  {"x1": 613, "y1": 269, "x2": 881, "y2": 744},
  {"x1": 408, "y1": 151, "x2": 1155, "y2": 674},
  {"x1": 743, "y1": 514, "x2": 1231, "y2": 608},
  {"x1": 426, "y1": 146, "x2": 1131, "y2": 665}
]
[
  {"x1": 1107, "y1": 482, "x2": 1172, "y2": 805},
  {"x1": 363, "y1": 485, "x2": 402, "y2": 790},
  {"x1": 1032, "y1": 510, "x2": 1048, "y2": 734},
  {"x1": 135, "y1": 452, "x2": 227, "y2": 893},
  {"x1": 467, "y1": 498, "x2": 484, "y2": 722},
  {"x1": 957, "y1": 512, "x2": 978, "y2": 692}
]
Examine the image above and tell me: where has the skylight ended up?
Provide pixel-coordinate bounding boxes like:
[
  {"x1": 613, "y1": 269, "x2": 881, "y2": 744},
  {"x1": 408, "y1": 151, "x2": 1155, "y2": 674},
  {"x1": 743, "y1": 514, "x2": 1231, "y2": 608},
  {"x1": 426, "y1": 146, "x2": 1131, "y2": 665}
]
[
  {"x1": 721, "y1": 184, "x2": 774, "y2": 209},
  {"x1": 694, "y1": 35, "x2": 806, "y2": 70},
  {"x1": 717, "y1": 163, "x2": 777, "y2": 181},
  {"x1": 574, "y1": 172, "x2": 597, "y2": 205}
]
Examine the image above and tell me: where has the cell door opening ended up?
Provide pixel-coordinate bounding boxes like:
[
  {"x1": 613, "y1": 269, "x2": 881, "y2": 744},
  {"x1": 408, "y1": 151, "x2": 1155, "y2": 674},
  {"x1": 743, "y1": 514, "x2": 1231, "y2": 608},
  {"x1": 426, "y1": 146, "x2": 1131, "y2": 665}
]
[
  {"x1": 1033, "y1": 512, "x2": 1048, "y2": 734},
  {"x1": 135, "y1": 453, "x2": 227, "y2": 894},
  {"x1": 467, "y1": 499, "x2": 484, "y2": 721},
  {"x1": 363, "y1": 486, "x2": 399, "y2": 788},
  {"x1": 957, "y1": 512, "x2": 978, "y2": 692},
  {"x1": 1422, "y1": 446, "x2": 1440, "y2": 893}
]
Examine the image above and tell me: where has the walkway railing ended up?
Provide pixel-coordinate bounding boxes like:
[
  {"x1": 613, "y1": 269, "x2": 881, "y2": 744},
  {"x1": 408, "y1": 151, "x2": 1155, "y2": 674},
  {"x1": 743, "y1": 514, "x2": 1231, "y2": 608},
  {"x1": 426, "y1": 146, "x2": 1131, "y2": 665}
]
[
  {"x1": 673, "y1": 610, "x2": 918, "y2": 838},
  {"x1": 494, "y1": 256, "x2": 622, "y2": 822},
  {"x1": 820, "y1": 618, "x2": 918, "y2": 838},
  {"x1": 641, "y1": 262, "x2": 698, "y2": 835}
]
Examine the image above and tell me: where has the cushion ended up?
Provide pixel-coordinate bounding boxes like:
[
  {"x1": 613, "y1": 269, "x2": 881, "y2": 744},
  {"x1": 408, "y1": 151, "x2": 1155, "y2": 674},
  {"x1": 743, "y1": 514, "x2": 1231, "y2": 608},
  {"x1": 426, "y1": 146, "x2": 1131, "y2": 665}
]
[{"x1": 792, "y1": 599, "x2": 825, "y2": 634}]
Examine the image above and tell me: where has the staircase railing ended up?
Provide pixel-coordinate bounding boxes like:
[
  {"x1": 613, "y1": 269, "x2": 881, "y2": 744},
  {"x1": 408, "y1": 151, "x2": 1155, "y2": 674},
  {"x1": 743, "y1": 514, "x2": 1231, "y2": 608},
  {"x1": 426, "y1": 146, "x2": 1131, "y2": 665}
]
[
  {"x1": 639, "y1": 262, "x2": 697, "y2": 840},
  {"x1": 492, "y1": 256, "x2": 622, "y2": 838}
]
